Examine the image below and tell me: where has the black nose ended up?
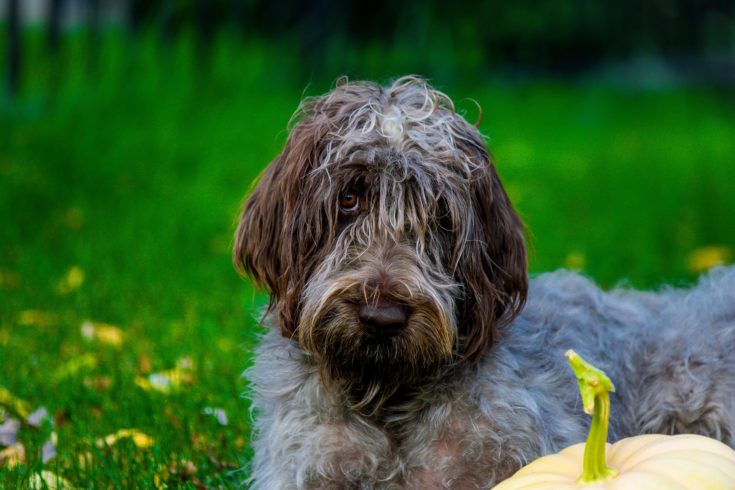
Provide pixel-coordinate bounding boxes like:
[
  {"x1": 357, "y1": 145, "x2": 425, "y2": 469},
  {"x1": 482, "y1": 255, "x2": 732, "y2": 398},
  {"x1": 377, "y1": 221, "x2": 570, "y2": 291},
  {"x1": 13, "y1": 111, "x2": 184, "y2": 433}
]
[{"x1": 358, "y1": 303, "x2": 409, "y2": 334}]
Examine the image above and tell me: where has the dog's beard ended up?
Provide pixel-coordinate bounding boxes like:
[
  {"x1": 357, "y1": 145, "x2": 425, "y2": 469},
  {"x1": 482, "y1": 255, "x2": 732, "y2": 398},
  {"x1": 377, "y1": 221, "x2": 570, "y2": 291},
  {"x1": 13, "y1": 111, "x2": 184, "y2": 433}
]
[{"x1": 299, "y1": 275, "x2": 457, "y2": 413}]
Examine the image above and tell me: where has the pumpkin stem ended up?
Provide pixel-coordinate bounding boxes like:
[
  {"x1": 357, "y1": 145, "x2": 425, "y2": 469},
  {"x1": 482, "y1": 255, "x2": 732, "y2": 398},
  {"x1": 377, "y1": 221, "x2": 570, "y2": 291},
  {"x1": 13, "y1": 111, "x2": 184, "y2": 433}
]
[{"x1": 565, "y1": 350, "x2": 619, "y2": 484}]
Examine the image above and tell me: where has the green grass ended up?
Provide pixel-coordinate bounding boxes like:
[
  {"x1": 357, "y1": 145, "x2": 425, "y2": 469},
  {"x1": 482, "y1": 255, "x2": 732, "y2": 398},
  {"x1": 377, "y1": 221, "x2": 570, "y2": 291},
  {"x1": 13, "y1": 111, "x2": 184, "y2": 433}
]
[{"x1": 1, "y1": 31, "x2": 734, "y2": 488}]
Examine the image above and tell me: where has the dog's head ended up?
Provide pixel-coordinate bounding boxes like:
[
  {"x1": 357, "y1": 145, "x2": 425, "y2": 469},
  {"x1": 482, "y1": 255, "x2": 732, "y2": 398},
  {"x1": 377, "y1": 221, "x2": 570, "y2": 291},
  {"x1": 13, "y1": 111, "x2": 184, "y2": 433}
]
[{"x1": 235, "y1": 77, "x2": 527, "y2": 409}]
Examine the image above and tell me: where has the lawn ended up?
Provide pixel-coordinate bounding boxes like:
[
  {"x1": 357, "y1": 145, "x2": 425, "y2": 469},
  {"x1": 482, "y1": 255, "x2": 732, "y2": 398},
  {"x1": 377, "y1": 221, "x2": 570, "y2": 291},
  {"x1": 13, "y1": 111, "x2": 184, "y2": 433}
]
[{"x1": 1, "y1": 32, "x2": 734, "y2": 488}]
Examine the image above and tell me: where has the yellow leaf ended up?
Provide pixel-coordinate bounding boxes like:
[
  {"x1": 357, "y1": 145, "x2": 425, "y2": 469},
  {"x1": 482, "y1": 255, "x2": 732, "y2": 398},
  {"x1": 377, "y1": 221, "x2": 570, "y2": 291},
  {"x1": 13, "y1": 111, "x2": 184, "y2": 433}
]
[
  {"x1": 135, "y1": 359, "x2": 194, "y2": 394},
  {"x1": 77, "y1": 451, "x2": 92, "y2": 470},
  {"x1": 52, "y1": 354, "x2": 98, "y2": 383},
  {"x1": 687, "y1": 245, "x2": 732, "y2": 274},
  {"x1": 96, "y1": 429, "x2": 154, "y2": 449},
  {"x1": 83, "y1": 376, "x2": 112, "y2": 391},
  {"x1": 564, "y1": 251, "x2": 586, "y2": 270},
  {"x1": 28, "y1": 471, "x2": 75, "y2": 490},
  {"x1": 18, "y1": 310, "x2": 57, "y2": 328},
  {"x1": 216, "y1": 338, "x2": 234, "y2": 352},
  {"x1": 56, "y1": 266, "x2": 84, "y2": 295},
  {"x1": 0, "y1": 386, "x2": 32, "y2": 418},
  {"x1": 0, "y1": 443, "x2": 25, "y2": 468},
  {"x1": 81, "y1": 321, "x2": 123, "y2": 348}
]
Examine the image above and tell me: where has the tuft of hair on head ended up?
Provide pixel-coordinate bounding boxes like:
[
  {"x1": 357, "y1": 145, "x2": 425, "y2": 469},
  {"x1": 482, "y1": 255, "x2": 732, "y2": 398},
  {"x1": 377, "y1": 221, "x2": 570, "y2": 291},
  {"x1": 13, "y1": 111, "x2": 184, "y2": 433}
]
[{"x1": 234, "y1": 75, "x2": 528, "y2": 362}]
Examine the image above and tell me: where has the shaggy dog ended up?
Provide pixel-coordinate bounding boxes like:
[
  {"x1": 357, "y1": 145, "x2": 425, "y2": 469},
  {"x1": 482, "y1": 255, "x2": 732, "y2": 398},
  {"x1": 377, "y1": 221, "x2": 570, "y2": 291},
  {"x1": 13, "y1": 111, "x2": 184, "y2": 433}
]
[{"x1": 234, "y1": 76, "x2": 735, "y2": 488}]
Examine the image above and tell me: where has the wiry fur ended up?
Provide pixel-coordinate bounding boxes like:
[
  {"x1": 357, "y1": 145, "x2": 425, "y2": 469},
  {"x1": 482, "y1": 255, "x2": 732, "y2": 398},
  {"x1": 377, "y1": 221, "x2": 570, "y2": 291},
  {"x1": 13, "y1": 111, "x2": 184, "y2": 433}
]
[{"x1": 234, "y1": 77, "x2": 735, "y2": 488}]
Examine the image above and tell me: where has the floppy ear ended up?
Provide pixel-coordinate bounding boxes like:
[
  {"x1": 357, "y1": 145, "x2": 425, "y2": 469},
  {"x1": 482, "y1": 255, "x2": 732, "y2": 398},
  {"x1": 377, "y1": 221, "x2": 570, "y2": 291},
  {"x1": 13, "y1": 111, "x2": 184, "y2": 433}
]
[
  {"x1": 233, "y1": 117, "x2": 327, "y2": 337},
  {"x1": 456, "y1": 153, "x2": 528, "y2": 362}
]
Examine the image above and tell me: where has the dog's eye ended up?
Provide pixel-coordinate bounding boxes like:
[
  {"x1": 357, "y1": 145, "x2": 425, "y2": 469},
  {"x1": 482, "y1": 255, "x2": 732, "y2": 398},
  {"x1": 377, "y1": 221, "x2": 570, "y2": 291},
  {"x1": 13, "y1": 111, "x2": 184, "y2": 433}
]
[{"x1": 339, "y1": 190, "x2": 360, "y2": 212}]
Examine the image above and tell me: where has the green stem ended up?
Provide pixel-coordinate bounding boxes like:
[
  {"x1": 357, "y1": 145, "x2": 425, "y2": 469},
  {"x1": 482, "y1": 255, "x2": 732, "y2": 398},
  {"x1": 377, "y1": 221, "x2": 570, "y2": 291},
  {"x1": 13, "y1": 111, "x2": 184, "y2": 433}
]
[{"x1": 565, "y1": 350, "x2": 619, "y2": 484}]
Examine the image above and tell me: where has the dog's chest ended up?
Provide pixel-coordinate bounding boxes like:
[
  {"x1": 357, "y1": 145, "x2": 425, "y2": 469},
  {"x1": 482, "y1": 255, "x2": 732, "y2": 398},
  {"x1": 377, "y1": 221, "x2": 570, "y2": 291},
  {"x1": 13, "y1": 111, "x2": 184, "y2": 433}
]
[
  {"x1": 336, "y1": 384, "x2": 544, "y2": 488},
  {"x1": 393, "y1": 406, "x2": 529, "y2": 487}
]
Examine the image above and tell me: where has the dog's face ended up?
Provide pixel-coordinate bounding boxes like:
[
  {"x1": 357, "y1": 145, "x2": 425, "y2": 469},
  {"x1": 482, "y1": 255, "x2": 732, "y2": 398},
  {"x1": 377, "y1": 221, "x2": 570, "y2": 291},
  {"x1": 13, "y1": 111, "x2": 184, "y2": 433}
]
[{"x1": 235, "y1": 77, "x2": 527, "y2": 408}]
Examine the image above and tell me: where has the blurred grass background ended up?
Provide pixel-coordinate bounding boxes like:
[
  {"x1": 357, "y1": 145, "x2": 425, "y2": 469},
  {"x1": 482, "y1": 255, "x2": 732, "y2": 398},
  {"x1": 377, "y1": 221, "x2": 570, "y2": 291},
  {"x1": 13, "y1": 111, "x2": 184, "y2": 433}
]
[{"x1": 1, "y1": 1, "x2": 734, "y2": 487}]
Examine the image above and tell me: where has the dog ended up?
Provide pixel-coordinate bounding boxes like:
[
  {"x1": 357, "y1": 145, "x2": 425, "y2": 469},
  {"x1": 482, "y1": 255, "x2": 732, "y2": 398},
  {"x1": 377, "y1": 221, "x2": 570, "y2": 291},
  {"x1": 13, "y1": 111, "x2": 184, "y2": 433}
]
[{"x1": 234, "y1": 76, "x2": 735, "y2": 488}]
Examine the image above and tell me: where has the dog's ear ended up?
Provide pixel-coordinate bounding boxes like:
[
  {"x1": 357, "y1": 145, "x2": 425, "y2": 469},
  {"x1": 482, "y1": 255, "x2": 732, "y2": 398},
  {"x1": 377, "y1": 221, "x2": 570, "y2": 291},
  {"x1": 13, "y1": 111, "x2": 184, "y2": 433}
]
[
  {"x1": 234, "y1": 117, "x2": 327, "y2": 337},
  {"x1": 456, "y1": 149, "x2": 528, "y2": 362}
]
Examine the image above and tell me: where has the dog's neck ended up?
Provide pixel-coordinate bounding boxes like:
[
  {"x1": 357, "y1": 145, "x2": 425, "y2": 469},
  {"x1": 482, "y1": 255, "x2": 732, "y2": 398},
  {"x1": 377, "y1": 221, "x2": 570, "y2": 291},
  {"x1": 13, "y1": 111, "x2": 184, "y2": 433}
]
[{"x1": 337, "y1": 361, "x2": 460, "y2": 427}]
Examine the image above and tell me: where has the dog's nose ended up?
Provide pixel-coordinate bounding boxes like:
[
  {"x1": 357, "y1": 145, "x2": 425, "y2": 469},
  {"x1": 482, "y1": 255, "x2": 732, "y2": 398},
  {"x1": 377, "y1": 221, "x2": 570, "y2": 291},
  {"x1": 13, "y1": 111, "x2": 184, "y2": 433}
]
[{"x1": 358, "y1": 303, "x2": 409, "y2": 334}]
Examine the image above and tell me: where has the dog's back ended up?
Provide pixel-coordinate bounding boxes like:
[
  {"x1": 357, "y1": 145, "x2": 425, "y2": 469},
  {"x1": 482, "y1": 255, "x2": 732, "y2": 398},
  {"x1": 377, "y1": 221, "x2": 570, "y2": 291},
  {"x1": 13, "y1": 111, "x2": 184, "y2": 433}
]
[{"x1": 492, "y1": 266, "x2": 735, "y2": 447}]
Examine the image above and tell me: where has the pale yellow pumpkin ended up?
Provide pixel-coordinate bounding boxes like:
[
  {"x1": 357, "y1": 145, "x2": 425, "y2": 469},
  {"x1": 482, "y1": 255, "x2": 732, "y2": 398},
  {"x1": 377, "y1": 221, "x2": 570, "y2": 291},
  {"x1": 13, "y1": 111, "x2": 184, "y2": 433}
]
[{"x1": 493, "y1": 351, "x2": 735, "y2": 490}]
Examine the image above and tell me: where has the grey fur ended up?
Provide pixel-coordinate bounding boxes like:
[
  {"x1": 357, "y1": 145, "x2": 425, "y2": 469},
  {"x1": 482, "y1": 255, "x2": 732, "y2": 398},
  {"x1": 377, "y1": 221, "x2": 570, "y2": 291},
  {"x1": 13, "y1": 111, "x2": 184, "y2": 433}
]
[
  {"x1": 246, "y1": 268, "x2": 735, "y2": 488},
  {"x1": 237, "y1": 77, "x2": 735, "y2": 488}
]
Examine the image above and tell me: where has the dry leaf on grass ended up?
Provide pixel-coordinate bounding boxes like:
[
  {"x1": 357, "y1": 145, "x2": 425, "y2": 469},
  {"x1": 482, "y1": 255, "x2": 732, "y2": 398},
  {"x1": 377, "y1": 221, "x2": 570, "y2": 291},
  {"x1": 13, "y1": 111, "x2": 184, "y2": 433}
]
[
  {"x1": 27, "y1": 406, "x2": 51, "y2": 427},
  {"x1": 135, "y1": 358, "x2": 194, "y2": 394},
  {"x1": 52, "y1": 354, "x2": 98, "y2": 383},
  {"x1": 687, "y1": 245, "x2": 732, "y2": 273},
  {"x1": 83, "y1": 376, "x2": 112, "y2": 392},
  {"x1": 17, "y1": 310, "x2": 57, "y2": 328},
  {"x1": 56, "y1": 266, "x2": 85, "y2": 295},
  {"x1": 202, "y1": 407, "x2": 228, "y2": 426},
  {"x1": 0, "y1": 443, "x2": 25, "y2": 468},
  {"x1": 29, "y1": 470, "x2": 75, "y2": 490},
  {"x1": 0, "y1": 387, "x2": 32, "y2": 419},
  {"x1": 80, "y1": 321, "x2": 123, "y2": 348},
  {"x1": 0, "y1": 417, "x2": 21, "y2": 446},
  {"x1": 42, "y1": 431, "x2": 58, "y2": 463},
  {"x1": 97, "y1": 429, "x2": 155, "y2": 449},
  {"x1": 79, "y1": 429, "x2": 155, "y2": 469}
]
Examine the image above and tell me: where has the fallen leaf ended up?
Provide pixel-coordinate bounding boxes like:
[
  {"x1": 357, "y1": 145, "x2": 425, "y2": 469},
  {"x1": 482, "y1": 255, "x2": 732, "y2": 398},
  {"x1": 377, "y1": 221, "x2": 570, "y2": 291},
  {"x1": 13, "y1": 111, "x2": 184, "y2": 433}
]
[
  {"x1": 42, "y1": 431, "x2": 58, "y2": 463},
  {"x1": 216, "y1": 338, "x2": 234, "y2": 352},
  {"x1": 171, "y1": 459, "x2": 198, "y2": 477},
  {"x1": 202, "y1": 407, "x2": 228, "y2": 426},
  {"x1": 80, "y1": 428, "x2": 155, "y2": 470},
  {"x1": 563, "y1": 251, "x2": 586, "y2": 270},
  {"x1": 53, "y1": 354, "x2": 98, "y2": 383},
  {"x1": 0, "y1": 418, "x2": 20, "y2": 446},
  {"x1": 164, "y1": 406, "x2": 182, "y2": 428},
  {"x1": 77, "y1": 451, "x2": 93, "y2": 470},
  {"x1": 97, "y1": 429, "x2": 154, "y2": 449},
  {"x1": 138, "y1": 355, "x2": 153, "y2": 374},
  {"x1": 687, "y1": 245, "x2": 732, "y2": 274},
  {"x1": 135, "y1": 359, "x2": 193, "y2": 394},
  {"x1": 0, "y1": 443, "x2": 25, "y2": 468},
  {"x1": 176, "y1": 357, "x2": 193, "y2": 370},
  {"x1": 27, "y1": 406, "x2": 51, "y2": 427},
  {"x1": 56, "y1": 266, "x2": 84, "y2": 295},
  {"x1": 81, "y1": 321, "x2": 123, "y2": 348},
  {"x1": 83, "y1": 376, "x2": 112, "y2": 392},
  {"x1": 28, "y1": 470, "x2": 75, "y2": 490},
  {"x1": 53, "y1": 410, "x2": 71, "y2": 428},
  {"x1": 0, "y1": 387, "x2": 32, "y2": 418},
  {"x1": 17, "y1": 310, "x2": 57, "y2": 328}
]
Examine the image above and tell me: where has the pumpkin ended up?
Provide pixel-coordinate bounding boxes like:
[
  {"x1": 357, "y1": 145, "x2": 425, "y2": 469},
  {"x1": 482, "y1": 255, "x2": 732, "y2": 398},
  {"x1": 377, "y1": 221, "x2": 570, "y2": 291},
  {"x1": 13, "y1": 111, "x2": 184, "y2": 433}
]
[{"x1": 493, "y1": 350, "x2": 735, "y2": 489}]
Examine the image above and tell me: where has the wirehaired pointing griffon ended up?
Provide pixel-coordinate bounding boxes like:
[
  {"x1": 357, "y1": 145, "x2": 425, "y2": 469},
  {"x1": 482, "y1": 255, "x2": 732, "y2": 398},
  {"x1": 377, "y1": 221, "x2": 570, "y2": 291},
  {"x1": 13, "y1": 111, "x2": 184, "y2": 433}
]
[{"x1": 234, "y1": 77, "x2": 735, "y2": 488}]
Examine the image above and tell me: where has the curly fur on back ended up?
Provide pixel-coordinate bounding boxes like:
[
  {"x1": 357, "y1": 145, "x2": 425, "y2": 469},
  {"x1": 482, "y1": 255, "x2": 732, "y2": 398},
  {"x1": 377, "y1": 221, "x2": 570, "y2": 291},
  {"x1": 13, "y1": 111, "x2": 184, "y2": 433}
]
[{"x1": 235, "y1": 77, "x2": 735, "y2": 488}]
